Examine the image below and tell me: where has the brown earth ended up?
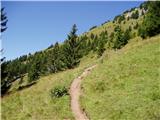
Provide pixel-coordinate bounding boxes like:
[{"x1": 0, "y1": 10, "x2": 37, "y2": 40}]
[{"x1": 69, "y1": 65, "x2": 96, "y2": 120}]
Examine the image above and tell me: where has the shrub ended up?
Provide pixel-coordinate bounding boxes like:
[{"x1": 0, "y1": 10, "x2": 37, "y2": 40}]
[
  {"x1": 129, "y1": 26, "x2": 132, "y2": 31},
  {"x1": 140, "y1": 1, "x2": 160, "y2": 38},
  {"x1": 89, "y1": 26, "x2": 97, "y2": 31},
  {"x1": 118, "y1": 15, "x2": 125, "y2": 24},
  {"x1": 133, "y1": 22, "x2": 139, "y2": 29},
  {"x1": 101, "y1": 20, "x2": 110, "y2": 26},
  {"x1": 138, "y1": 26, "x2": 146, "y2": 39},
  {"x1": 50, "y1": 85, "x2": 68, "y2": 98},
  {"x1": 113, "y1": 15, "x2": 121, "y2": 22},
  {"x1": 47, "y1": 44, "x2": 53, "y2": 49},
  {"x1": 131, "y1": 10, "x2": 139, "y2": 19}
]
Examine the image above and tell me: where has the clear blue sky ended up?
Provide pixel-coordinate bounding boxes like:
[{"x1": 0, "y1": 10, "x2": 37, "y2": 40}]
[{"x1": 2, "y1": 1, "x2": 144, "y2": 60}]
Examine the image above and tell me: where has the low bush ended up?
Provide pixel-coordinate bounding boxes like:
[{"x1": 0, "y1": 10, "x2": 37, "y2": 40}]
[
  {"x1": 89, "y1": 26, "x2": 97, "y2": 31},
  {"x1": 50, "y1": 85, "x2": 68, "y2": 98}
]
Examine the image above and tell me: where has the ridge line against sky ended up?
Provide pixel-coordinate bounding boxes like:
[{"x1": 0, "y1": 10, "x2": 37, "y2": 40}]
[{"x1": 2, "y1": 1, "x2": 144, "y2": 60}]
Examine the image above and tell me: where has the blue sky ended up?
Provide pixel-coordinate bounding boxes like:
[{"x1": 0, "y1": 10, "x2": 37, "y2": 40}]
[{"x1": 2, "y1": 1, "x2": 143, "y2": 60}]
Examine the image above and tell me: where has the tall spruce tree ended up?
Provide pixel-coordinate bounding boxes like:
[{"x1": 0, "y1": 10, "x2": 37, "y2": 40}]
[
  {"x1": 90, "y1": 33, "x2": 99, "y2": 52},
  {"x1": 48, "y1": 42, "x2": 64, "y2": 73},
  {"x1": 78, "y1": 36, "x2": 88, "y2": 56},
  {"x1": 1, "y1": 8, "x2": 8, "y2": 62},
  {"x1": 113, "y1": 26, "x2": 131, "y2": 49},
  {"x1": 97, "y1": 30, "x2": 108, "y2": 57},
  {"x1": 1, "y1": 8, "x2": 8, "y2": 33},
  {"x1": 63, "y1": 24, "x2": 81, "y2": 69},
  {"x1": 1, "y1": 8, "x2": 9, "y2": 95},
  {"x1": 112, "y1": 26, "x2": 124, "y2": 49},
  {"x1": 139, "y1": 1, "x2": 160, "y2": 38},
  {"x1": 122, "y1": 28, "x2": 131, "y2": 46},
  {"x1": 28, "y1": 55, "x2": 40, "y2": 83}
]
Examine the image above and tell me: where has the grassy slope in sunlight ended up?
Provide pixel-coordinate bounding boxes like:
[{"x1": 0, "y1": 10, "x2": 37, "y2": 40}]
[
  {"x1": 80, "y1": 35, "x2": 160, "y2": 120},
  {"x1": 2, "y1": 13, "x2": 157, "y2": 120},
  {"x1": 1, "y1": 53, "x2": 98, "y2": 120}
]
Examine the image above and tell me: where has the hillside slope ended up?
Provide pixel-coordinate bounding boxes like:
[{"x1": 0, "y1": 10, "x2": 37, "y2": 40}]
[
  {"x1": 1, "y1": 2, "x2": 144, "y2": 96},
  {"x1": 2, "y1": 35, "x2": 159, "y2": 120},
  {"x1": 2, "y1": 2, "x2": 160, "y2": 120},
  {"x1": 80, "y1": 35, "x2": 160, "y2": 120},
  {"x1": 1, "y1": 53, "x2": 98, "y2": 120}
]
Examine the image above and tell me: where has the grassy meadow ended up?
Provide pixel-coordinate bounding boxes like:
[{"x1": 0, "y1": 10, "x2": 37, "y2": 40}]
[
  {"x1": 80, "y1": 35, "x2": 160, "y2": 120},
  {"x1": 2, "y1": 35, "x2": 160, "y2": 120},
  {"x1": 1, "y1": 7, "x2": 160, "y2": 119},
  {"x1": 1, "y1": 53, "x2": 98, "y2": 120}
]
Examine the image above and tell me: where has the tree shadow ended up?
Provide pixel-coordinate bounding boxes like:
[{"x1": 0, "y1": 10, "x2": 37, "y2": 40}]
[
  {"x1": 1, "y1": 81, "x2": 37, "y2": 98},
  {"x1": 17, "y1": 81, "x2": 37, "y2": 91}
]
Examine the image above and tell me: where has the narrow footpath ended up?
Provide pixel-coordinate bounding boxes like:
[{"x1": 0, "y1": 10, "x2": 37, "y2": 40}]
[{"x1": 70, "y1": 65, "x2": 96, "y2": 120}]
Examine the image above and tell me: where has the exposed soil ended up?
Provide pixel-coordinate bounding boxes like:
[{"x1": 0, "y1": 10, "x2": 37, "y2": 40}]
[{"x1": 69, "y1": 65, "x2": 96, "y2": 120}]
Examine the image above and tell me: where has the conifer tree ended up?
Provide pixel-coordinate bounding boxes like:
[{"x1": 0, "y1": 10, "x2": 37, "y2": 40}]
[
  {"x1": 91, "y1": 35, "x2": 98, "y2": 51},
  {"x1": 113, "y1": 26, "x2": 131, "y2": 49},
  {"x1": 112, "y1": 26, "x2": 124, "y2": 49},
  {"x1": 28, "y1": 56, "x2": 40, "y2": 82},
  {"x1": 1, "y1": 8, "x2": 9, "y2": 95},
  {"x1": 131, "y1": 10, "x2": 139, "y2": 19},
  {"x1": 63, "y1": 24, "x2": 81, "y2": 69},
  {"x1": 97, "y1": 39, "x2": 105, "y2": 57},
  {"x1": 1, "y1": 8, "x2": 8, "y2": 33},
  {"x1": 48, "y1": 42, "x2": 64, "y2": 73},
  {"x1": 122, "y1": 28, "x2": 131, "y2": 46},
  {"x1": 97, "y1": 30, "x2": 108, "y2": 57},
  {"x1": 139, "y1": 1, "x2": 160, "y2": 38},
  {"x1": 78, "y1": 36, "x2": 88, "y2": 56}
]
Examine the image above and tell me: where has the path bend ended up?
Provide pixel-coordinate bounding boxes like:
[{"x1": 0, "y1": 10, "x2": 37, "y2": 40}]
[{"x1": 69, "y1": 65, "x2": 96, "y2": 120}]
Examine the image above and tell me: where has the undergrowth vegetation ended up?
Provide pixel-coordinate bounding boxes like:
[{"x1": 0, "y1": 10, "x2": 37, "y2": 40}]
[{"x1": 50, "y1": 85, "x2": 68, "y2": 98}]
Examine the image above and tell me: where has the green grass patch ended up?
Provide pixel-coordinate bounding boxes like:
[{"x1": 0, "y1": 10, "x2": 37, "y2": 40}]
[
  {"x1": 1, "y1": 53, "x2": 98, "y2": 120},
  {"x1": 80, "y1": 35, "x2": 160, "y2": 120}
]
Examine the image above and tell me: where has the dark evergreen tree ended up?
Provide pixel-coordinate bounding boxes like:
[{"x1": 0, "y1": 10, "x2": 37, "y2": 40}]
[
  {"x1": 112, "y1": 26, "x2": 124, "y2": 49},
  {"x1": 1, "y1": 8, "x2": 8, "y2": 62},
  {"x1": 1, "y1": 8, "x2": 9, "y2": 95},
  {"x1": 1, "y1": 61, "x2": 11, "y2": 95},
  {"x1": 118, "y1": 15, "x2": 125, "y2": 24},
  {"x1": 131, "y1": 10, "x2": 139, "y2": 19},
  {"x1": 112, "y1": 26, "x2": 130, "y2": 49},
  {"x1": 108, "y1": 32, "x2": 114, "y2": 48},
  {"x1": 138, "y1": 27, "x2": 146, "y2": 39},
  {"x1": 1, "y1": 8, "x2": 8, "y2": 33},
  {"x1": 63, "y1": 24, "x2": 81, "y2": 69},
  {"x1": 113, "y1": 14, "x2": 121, "y2": 22},
  {"x1": 48, "y1": 42, "x2": 64, "y2": 73},
  {"x1": 78, "y1": 35, "x2": 89, "y2": 56},
  {"x1": 89, "y1": 26, "x2": 97, "y2": 31},
  {"x1": 39, "y1": 52, "x2": 48, "y2": 75},
  {"x1": 139, "y1": 1, "x2": 160, "y2": 38},
  {"x1": 28, "y1": 56, "x2": 40, "y2": 82},
  {"x1": 89, "y1": 33, "x2": 99, "y2": 51},
  {"x1": 133, "y1": 22, "x2": 139, "y2": 29},
  {"x1": 122, "y1": 28, "x2": 131, "y2": 46}
]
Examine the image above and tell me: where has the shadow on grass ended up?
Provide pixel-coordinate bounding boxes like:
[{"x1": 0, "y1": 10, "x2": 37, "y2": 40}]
[
  {"x1": 1, "y1": 81, "x2": 37, "y2": 98},
  {"x1": 17, "y1": 81, "x2": 37, "y2": 91}
]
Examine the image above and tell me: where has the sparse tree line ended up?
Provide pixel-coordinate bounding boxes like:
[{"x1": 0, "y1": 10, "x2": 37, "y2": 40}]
[
  {"x1": 113, "y1": 2, "x2": 149, "y2": 24},
  {"x1": 1, "y1": 1, "x2": 160, "y2": 96}
]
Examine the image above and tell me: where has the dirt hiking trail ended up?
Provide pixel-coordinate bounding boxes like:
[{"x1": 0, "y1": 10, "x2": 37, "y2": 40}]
[{"x1": 69, "y1": 65, "x2": 96, "y2": 120}]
